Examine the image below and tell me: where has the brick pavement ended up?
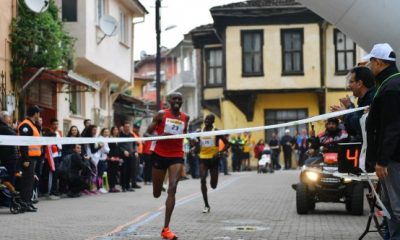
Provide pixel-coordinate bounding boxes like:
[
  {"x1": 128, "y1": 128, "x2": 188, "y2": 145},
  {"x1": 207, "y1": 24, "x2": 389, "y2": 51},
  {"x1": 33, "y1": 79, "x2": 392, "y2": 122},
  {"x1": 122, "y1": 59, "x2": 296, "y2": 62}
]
[{"x1": 0, "y1": 171, "x2": 381, "y2": 240}]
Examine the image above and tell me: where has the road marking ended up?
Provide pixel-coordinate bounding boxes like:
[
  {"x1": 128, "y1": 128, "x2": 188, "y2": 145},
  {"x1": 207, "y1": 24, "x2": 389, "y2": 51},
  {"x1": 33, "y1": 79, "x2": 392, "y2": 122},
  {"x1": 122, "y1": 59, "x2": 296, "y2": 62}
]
[{"x1": 89, "y1": 176, "x2": 239, "y2": 239}]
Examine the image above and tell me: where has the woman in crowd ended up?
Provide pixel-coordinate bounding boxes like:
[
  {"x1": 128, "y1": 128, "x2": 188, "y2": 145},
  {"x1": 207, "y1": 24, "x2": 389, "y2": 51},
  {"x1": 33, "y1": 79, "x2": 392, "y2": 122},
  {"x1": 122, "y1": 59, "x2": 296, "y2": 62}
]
[
  {"x1": 254, "y1": 139, "x2": 266, "y2": 160},
  {"x1": 98, "y1": 128, "x2": 110, "y2": 193},
  {"x1": 107, "y1": 126, "x2": 121, "y2": 192},
  {"x1": 62, "y1": 126, "x2": 80, "y2": 156},
  {"x1": 81, "y1": 125, "x2": 102, "y2": 194}
]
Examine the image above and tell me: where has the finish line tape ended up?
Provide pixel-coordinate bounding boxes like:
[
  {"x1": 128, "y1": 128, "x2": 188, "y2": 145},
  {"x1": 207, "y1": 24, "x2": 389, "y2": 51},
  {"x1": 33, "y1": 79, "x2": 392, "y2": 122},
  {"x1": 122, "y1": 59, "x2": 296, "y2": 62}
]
[{"x1": 0, "y1": 107, "x2": 367, "y2": 146}]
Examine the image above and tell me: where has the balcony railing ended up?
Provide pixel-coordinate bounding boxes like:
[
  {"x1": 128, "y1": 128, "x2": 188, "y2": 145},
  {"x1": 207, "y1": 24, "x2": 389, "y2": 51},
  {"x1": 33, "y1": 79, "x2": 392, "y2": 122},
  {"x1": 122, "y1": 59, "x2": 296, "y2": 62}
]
[{"x1": 166, "y1": 70, "x2": 196, "y2": 93}]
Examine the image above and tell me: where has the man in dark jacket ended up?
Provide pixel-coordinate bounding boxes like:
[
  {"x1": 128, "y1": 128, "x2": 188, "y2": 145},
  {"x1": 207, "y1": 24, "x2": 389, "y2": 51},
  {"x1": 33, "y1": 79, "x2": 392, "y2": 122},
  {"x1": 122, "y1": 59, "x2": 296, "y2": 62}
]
[
  {"x1": 63, "y1": 144, "x2": 90, "y2": 197},
  {"x1": 280, "y1": 129, "x2": 294, "y2": 169},
  {"x1": 119, "y1": 121, "x2": 136, "y2": 192},
  {"x1": 330, "y1": 66, "x2": 376, "y2": 141},
  {"x1": 364, "y1": 43, "x2": 400, "y2": 239},
  {"x1": 0, "y1": 111, "x2": 18, "y2": 185}
]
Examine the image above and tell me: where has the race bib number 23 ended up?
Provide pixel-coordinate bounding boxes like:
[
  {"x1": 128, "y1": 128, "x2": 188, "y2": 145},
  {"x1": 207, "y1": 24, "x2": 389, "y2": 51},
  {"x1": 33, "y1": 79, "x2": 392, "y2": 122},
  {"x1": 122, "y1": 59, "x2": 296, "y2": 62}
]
[{"x1": 164, "y1": 118, "x2": 184, "y2": 135}]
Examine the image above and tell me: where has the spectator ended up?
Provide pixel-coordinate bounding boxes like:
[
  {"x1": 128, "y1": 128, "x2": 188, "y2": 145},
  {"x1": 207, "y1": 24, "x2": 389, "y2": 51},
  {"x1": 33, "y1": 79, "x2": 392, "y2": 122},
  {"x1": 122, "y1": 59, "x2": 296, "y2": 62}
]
[
  {"x1": 142, "y1": 139, "x2": 153, "y2": 185},
  {"x1": 254, "y1": 139, "x2": 265, "y2": 160},
  {"x1": 132, "y1": 123, "x2": 143, "y2": 186},
  {"x1": 81, "y1": 125, "x2": 102, "y2": 194},
  {"x1": 296, "y1": 129, "x2": 308, "y2": 167},
  {"x1": 108, "y1": 126, "x2": 121, "y2": 192},
  {"x1": 119, "y1": 121, "x2": 135, "y2": 192},
  {"x1": 330, "y1": 66, "x2": 376, "y2": 141},
  {"x1": 280, "y1": 129, "x2": 294, "y2": 169},
  {"x1": 241, "y1": 132, "x2": 253, "y2": 171},
  {"x1": 219, "y1": 134, "x2": 230, "y2": 175},
  {"x1": 49, "y1": 118, "x2": 64, "y2": 196},
  {"x1": 187, "y1": 137, "x2": 200, "y2": 179},
  {"x1": 43, "y1": 131, "x2": 58, "y2": 200},
  {"x1": 98, "y1": 128, "x2": 110, "y2": 193},
  {"x1": 269, "y1": 132, "x2": 281, "y2": 170},
  {"x1": 64, "y1": 144, "x2": 90, "y2": 198},
  {"x1": 0, "y1": 111, "x2": 18, "y2": 186},
  {"x1": 230, "y1": 134, "x2": 244, "y2": 172},
  {"x1": 62, "y1": 125, "x2": 80, "y2": 156},
  {"x1": 80, "y1": 119, "x2": 91, "y2": 137},
  {"x1": 17, "y1": 105, "x2": 42, "y2": 212},
  {"x1": 364, "y1": 43, "x2": 400, "y2": 238}
]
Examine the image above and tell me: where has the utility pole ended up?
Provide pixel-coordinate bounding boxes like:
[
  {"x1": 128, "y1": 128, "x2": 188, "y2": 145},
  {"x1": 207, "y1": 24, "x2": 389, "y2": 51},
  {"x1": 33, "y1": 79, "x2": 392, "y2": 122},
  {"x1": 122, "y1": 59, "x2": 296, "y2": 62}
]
[{"x1": 155, "y1": 0, "x2": 161, "y2": 111}]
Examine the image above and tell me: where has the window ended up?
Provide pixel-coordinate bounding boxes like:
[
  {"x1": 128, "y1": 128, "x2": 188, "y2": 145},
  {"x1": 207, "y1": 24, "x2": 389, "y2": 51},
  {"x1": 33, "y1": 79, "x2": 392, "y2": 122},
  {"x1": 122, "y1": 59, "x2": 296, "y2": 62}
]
[
  {"x1": 70, "y1": 86, "x2": 83, "y2": 115},
  {"x1": 206, "y1": 48, "x2": 223, "y2": 86},
  {"x1": 62, "y1": 0, "x2": 77, "y2": 22},
  {"x1": 281, "y1": 29, "x2": 304, "y2": 74},
  {"x1": 119, "y1": 10, "x2": 129, "y2": 44},
  {"x1": 264, "y1": 109, "x2": 308, "y2": 141},
  {"x1": 241, "y1": 30, "x2": 264, "y2": 76},
  {"x1": 334, "y1": 29, "x2": 356, "y2": 74},
  {"x1": 96, "y1": 0, "x2": 106, "y2": 24}
]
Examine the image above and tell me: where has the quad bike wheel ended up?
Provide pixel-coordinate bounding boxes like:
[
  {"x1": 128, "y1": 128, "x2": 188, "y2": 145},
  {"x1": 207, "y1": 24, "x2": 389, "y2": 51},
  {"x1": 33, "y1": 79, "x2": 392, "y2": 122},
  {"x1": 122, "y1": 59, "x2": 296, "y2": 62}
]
[{"x1": 296, "y1": 183, "x2": 309, "y2": 214}]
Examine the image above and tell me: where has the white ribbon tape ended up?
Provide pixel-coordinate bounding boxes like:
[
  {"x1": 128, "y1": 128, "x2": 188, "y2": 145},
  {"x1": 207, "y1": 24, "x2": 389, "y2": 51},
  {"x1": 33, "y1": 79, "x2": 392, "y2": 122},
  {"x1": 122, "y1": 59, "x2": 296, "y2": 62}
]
[{"x1": 0, "y1": 107, "x2": 367, "y2": 146}]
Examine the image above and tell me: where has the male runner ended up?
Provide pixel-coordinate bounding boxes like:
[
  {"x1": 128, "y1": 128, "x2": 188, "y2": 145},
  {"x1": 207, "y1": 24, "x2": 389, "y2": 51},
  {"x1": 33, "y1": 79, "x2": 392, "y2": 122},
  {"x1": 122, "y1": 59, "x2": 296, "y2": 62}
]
[
  {"x1": 198, "y1": 114, "x2": 228, "y2": 213},
  {"x1": 146, "y1": 92, "x2": 189, "y2": 240}
]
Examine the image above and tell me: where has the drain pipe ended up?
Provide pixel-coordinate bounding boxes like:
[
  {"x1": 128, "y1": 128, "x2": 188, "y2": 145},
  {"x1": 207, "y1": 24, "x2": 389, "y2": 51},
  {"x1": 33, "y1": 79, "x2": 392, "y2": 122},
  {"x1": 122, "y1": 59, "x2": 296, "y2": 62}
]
[{"x1": 19, "y1": 67, "x2": 46, "y2": 93}]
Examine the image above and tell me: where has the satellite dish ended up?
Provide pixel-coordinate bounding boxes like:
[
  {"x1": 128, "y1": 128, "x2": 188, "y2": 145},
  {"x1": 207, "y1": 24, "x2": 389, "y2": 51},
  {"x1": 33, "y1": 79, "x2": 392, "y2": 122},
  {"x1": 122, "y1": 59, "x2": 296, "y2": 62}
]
[
  {"x1": 24, "y1": 0, "x2": 49, "y2": 13},
  {"x1": 99, "y1": 15, "x2": 118, "y2": 37}
]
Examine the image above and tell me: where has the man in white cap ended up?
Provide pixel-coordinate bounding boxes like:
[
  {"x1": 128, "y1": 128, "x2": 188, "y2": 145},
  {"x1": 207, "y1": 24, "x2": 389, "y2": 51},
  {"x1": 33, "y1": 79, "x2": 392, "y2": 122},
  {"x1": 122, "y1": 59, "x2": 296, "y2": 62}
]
[{"x1": 364, "y1": 43, "x2": 400, "y2": 239}]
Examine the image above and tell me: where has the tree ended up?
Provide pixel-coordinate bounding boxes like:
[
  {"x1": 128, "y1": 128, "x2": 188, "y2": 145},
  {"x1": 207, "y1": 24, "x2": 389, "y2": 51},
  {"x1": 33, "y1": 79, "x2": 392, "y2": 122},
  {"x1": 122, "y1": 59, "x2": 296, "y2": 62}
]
[{"x1": 10, "y1": 0, "x2": 74, "y2": 90}]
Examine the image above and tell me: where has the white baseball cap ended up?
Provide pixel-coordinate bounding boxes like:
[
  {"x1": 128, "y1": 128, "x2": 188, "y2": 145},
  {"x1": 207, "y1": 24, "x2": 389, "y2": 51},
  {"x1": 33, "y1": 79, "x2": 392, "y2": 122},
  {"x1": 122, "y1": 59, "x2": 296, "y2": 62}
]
[
  {"x1": 362, "y1": 43, "x2": 396, "y2": 61},
  {"x1": 284, "y1": 129, "x2": 290, "y2": 133}
]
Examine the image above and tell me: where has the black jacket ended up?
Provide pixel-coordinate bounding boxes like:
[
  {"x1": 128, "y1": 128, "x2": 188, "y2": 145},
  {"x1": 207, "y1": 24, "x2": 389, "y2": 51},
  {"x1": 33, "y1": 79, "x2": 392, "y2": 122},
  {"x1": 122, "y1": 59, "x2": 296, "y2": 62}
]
[
  {"x1": 366, "y1": 65, "x2": 400, "y2": 167},
  {"x1": 0, "y1": 119, "x2": 18, "y2": 164},
  {"x1": 119, "y1": 132, "x2": 135, "y2": 157},
  {"x1": 343, "y1": 87, "x2": 376, "y2": 141}
]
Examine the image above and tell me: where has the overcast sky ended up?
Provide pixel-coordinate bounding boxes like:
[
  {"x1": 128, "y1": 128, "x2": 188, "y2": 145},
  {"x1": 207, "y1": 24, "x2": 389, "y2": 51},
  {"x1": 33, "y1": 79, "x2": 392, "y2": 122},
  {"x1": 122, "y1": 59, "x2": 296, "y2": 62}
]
[{"x1": 133, "y1": 0, "x2": 240, "y2": 60}]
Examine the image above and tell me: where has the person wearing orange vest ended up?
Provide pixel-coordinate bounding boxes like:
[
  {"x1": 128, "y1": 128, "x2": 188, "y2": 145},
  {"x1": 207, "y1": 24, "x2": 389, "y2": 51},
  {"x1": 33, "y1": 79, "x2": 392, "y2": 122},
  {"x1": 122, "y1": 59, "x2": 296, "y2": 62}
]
[
  {"x1": 197, "y1": 114, "x2": 229, "y2": 213},
  {"x1": 18, "y1": 105, "x2": 42, "y2": 212}
]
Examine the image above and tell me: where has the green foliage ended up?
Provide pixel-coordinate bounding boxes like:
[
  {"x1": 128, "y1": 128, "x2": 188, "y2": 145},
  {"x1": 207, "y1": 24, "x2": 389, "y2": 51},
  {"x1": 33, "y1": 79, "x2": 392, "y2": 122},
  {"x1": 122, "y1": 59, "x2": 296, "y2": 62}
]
[{"x1": 10, "y1": 0, "x2": 74, "y2": 88}]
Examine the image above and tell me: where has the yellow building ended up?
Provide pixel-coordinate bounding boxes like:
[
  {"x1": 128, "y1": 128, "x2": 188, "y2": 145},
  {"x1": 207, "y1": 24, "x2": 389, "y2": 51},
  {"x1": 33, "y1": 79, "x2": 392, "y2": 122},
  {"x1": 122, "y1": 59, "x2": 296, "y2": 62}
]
[
  {"x1": 0, "y1": 0, "x2": 16, "y2": 113},
  {"x1": 191, "y1": 0, "x2": 366, "y2": 168}
]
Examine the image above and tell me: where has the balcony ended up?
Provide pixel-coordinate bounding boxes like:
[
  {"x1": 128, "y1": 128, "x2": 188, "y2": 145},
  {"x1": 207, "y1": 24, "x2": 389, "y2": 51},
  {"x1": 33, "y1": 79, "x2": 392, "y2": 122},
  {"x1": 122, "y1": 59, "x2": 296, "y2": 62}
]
[{"x1": 166, "y1": 70, "x2": 196, "y2": 94}]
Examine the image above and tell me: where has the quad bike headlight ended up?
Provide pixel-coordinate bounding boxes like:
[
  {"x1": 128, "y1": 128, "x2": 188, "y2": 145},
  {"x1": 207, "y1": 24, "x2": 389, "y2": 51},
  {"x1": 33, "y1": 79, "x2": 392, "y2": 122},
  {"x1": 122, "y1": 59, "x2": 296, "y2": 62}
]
[
  {"x1": 305, "y1": 171, "x2": 319, "y2": 182},
  {"x1": 343, "y1": 177, "x2": 352, "y2": 183}
]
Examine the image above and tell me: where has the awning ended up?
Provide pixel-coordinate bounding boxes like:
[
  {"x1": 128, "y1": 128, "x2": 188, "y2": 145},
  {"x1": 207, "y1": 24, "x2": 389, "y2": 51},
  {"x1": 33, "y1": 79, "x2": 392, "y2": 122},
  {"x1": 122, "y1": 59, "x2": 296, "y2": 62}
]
[
  {"x1": 20, "y1": 67, "x2": 100, "y2": 92},
  {"x1": 297, "y1": 0, "x2": 400, "y2": 64},
  {"x1": 67, "y1": 70, "x2": 101, "y2": 91},
  {"x1": 113, "y1": 94, "x2": 156, "y2": 116}
]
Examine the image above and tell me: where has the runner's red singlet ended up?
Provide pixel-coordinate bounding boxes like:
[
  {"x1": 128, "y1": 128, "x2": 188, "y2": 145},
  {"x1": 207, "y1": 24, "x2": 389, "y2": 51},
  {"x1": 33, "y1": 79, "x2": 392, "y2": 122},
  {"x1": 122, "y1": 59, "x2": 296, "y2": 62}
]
[{"x1": 153, "y1": 109, "x2": 187, "y2": 158}]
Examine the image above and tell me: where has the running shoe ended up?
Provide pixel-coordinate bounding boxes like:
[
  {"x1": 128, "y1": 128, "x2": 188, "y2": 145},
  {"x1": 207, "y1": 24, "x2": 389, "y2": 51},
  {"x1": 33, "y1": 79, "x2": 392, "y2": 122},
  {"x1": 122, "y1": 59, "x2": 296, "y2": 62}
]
[
  {"x1": 202, "y1": 206, "x2": 210, "y2": 213},
  {"x1": 161, "y1": 227, "x2": 177, "y2": 239}
]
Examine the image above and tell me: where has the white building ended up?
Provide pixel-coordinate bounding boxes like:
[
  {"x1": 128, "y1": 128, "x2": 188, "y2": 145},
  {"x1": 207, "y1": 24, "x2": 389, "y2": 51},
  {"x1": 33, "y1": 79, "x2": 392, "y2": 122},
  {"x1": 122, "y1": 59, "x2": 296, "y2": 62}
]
[
  {"x1": 166, "y1": 36, "x2": 202, "y2": 130},
  {"x1": 56, "y1": 0, "x2": 147, "y2": 133}
]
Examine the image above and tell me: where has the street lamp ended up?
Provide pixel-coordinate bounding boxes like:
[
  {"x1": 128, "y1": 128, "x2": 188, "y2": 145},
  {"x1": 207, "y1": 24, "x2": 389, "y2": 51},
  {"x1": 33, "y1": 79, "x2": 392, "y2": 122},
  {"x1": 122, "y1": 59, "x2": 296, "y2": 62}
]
[
  {"x1": 155, "y1": 0, "x2": 162, "y2": 111},
  {"x1": 155, "y1": 0, "x2": 177, "y2": 111}
]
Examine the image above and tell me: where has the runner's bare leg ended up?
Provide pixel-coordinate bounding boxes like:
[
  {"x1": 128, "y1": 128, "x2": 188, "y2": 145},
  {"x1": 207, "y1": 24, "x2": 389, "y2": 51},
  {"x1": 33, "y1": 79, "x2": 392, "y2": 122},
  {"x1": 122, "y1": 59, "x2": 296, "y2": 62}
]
[
  {"x1": 200, "y1": 162, "x2": 209, "y2": 208},
  {"x1": 164, "y1": 163, "x2": 183, "y2": 228},
  {"x1": 152, "y1": 168, "x2": 167, "y2": 198}
]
